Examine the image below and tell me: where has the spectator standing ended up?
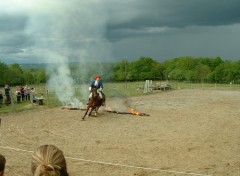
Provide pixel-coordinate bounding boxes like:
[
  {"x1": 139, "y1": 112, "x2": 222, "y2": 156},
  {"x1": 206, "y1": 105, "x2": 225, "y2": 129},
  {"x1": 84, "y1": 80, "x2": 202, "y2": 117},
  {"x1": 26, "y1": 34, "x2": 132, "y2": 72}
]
[
  {"x1": 30, "y1": 88, "x2": 36, "y2": 103},
  {"x1": 23, "y1": 85, "x2": 30, "y2": 101},
  {"x1": 15, "y1": 87, "x2": 22, "y2": 103},
  {"x1": 0, "y1": 90, "x2": 3, "y2": 108},
  {"x1": 4, "y1": 84, "x2": 11, "y2": 105},
  {"x1": 27, "y1": 88, "x2": 31, "y2": 101},
  {"x1": 24, "y1": 86, "x2": 28, "y2": 101},
  {"x1": 20, "y1": 86, "x2": 25, "y2": 102}
]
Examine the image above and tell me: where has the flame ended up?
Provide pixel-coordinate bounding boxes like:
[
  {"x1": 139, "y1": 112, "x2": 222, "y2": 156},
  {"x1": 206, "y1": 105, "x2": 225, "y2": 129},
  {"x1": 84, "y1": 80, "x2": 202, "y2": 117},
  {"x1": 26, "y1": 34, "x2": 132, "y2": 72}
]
[{"x1": 129, "y1": 107, "x2": 141, "y2": 115}]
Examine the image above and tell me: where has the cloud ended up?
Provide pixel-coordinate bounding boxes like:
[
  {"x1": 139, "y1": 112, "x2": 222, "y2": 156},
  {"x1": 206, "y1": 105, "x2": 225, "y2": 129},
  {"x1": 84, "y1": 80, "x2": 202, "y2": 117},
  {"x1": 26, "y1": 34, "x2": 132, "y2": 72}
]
[
  {"x1": 106, "y1": 0, "x2": 240, "y2": 42},
  {"x1": 112, "y1": 24, "x2": 240, "y2": 61},
  {"x1": 0, "y1": 0, "x2": 240, "y2": 63},
  {"x1": 0, "y1": 0, "x2": 113, "y2": 63}
]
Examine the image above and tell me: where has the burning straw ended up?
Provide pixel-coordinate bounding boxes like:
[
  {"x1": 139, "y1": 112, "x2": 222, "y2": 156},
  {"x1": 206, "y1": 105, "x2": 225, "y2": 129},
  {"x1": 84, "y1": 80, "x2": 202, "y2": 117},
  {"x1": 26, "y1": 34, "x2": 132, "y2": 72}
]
[{"x1": 104, "y1": 107, "x2": 150, "y2": 116}]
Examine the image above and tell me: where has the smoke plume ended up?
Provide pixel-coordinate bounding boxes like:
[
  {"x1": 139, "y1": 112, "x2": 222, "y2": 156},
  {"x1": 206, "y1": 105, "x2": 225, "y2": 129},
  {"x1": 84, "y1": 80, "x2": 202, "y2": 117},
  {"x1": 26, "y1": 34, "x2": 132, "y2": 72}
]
[{"x1": 24, "y1": 0, "x2": 112, "y2": 106}]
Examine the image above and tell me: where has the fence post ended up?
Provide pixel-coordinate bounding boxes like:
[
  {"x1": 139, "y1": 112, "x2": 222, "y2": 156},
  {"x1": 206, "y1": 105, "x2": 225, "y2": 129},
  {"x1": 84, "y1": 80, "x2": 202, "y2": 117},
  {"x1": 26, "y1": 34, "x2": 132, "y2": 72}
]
[{"x1": 46, "y1": 89, "x2": 49, "y2": 107}]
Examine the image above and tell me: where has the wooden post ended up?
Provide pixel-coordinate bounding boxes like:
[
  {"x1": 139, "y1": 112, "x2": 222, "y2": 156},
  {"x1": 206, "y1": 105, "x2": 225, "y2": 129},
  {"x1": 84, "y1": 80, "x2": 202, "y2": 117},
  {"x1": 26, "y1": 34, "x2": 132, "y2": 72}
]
[{"x1": 46, "y1": 89, "x2": 49, "y2": 107}]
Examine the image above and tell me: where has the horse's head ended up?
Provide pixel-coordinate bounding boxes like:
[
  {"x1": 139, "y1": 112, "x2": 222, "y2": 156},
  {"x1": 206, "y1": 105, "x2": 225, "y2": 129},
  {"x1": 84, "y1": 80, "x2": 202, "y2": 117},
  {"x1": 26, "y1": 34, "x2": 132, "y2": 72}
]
[{"x1": 91, "y1": 86, "x2": 98, "y2": 98}]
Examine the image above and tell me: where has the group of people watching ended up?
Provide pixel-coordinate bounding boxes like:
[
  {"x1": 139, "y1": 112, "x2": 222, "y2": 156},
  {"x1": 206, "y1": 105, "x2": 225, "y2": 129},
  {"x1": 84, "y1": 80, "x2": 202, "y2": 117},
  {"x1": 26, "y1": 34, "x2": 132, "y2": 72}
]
[
  {"x1": 0, "y1": 84, "x2": 36, "y2": 107},
  {"x1": 14, "y1": 85, "x2": 34, "y2": 103},
  {"x1": 0, "y1": 144, "x2": 69, "y2": 176}
]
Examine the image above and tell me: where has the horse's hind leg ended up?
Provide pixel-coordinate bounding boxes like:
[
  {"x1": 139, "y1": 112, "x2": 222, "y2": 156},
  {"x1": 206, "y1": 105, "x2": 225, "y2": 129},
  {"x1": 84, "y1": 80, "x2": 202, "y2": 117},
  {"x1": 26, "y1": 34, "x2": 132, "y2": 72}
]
[
  {"x1": 93, "y1": 108, "x2": 98, "y2": 116},
  {"x1": 96, "y1": 106, "x2": 100, "y2": 113}
]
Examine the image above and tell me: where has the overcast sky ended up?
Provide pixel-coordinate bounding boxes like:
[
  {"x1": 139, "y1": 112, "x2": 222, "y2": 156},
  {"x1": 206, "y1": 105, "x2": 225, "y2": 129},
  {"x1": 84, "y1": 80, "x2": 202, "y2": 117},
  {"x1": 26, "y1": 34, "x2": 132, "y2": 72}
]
[{"x1": 0, "y1": 0, "x2": 240, "y2": 64}]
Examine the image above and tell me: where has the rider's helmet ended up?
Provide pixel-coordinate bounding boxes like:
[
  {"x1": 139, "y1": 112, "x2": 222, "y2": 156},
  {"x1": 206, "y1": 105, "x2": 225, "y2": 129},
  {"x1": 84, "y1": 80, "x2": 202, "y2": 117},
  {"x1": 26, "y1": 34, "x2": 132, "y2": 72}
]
[{"x1": 95, "y1": 75, "x2": 101, "y2": 79}]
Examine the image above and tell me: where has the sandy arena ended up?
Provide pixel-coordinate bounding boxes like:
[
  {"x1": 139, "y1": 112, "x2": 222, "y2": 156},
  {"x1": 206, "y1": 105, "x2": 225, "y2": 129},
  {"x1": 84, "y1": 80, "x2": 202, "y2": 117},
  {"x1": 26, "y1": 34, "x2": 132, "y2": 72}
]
[{"x1": 0, "y1": 89, "x2": 240, "y2": 176}]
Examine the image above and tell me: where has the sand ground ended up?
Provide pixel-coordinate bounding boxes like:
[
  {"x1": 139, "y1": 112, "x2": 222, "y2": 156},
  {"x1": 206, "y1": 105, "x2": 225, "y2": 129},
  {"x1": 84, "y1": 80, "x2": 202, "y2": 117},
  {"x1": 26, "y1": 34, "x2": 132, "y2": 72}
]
[{"x1": 0, "y1": 89, "x2": 240, "y2": 176}]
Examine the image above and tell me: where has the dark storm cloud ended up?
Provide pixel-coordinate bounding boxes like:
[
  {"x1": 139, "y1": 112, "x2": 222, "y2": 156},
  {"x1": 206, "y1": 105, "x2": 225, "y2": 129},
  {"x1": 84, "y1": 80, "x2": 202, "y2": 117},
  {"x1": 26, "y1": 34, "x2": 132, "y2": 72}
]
[
  {"x1": 0, "y1": 47, "x2": 23, "y2": 54},
  {"x1": 0, "y1": 13, "x2": 28, "y2": 32},
  {"x1": 106, "y1": 0, "x2": 240, "y2": 42},
  {"x1": 0, "y1": 0, "x2": 240, "y2": 64},
  {"x1": 0, "y1": 34, "x2": 29, "y2": 47},
  {"x1": 0, "y1": 12, "x2": 30, "y2": 58}
]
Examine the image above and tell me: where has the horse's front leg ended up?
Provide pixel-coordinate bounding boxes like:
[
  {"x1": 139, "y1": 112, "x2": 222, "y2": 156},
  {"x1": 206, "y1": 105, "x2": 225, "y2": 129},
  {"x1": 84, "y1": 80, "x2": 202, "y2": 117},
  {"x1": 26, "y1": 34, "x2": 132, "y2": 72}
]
[
  {"x1": 88, "y1": 108, "x2": 95, "y2": 117},
  {"x1": 82, "y1": 107, "x2": 90, "y2": 120},
  {"x1": 82, "y1": 111, "x2": 88, "y2": 120}
]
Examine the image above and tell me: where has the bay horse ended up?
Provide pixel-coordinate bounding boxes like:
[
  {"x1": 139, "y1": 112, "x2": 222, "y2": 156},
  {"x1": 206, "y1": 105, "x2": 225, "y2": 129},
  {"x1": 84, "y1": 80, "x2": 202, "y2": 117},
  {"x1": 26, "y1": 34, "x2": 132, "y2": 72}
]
[{"x1": 82, "y1": 87, "x2": 105, "y2": 120}]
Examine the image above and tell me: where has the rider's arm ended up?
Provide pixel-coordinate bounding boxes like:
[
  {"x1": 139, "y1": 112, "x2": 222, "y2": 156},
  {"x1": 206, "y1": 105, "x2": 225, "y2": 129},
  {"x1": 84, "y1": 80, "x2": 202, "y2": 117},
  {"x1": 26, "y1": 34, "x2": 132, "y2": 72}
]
[{"x1": 98, "y1": 82, "x2": 103, "y2": 91}]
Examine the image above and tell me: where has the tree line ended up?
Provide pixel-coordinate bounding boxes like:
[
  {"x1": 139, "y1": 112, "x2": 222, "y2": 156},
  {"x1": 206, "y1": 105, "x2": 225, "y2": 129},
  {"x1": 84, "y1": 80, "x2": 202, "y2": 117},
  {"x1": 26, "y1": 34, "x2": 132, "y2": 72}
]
[
  {"x1": 0, "y1": 61, "x2": 47, "y2": 86},
  {"x1": 113, "y1": 56, "x2": 240, "y2": 84},
  {"x1": 1, "y1": 56, "x2": 240, "y2": 86}
]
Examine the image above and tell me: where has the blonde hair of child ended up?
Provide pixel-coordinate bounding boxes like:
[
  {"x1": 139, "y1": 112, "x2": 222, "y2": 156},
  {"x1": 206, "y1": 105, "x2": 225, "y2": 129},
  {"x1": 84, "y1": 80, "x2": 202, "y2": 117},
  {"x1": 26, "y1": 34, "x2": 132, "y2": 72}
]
[{"x1": 31, "y1": 145, "x2": 69, "y2": 176}]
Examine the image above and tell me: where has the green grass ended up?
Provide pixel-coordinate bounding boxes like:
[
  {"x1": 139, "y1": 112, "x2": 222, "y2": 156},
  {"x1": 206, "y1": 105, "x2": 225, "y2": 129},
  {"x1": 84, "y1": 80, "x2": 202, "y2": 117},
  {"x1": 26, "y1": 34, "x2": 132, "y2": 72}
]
[
  {"x1": 1, "y1": 81, "x2": 239, "y2": 113},
  {"x1": 0, "y1": 101, "x2": 34, "y2": 113}
]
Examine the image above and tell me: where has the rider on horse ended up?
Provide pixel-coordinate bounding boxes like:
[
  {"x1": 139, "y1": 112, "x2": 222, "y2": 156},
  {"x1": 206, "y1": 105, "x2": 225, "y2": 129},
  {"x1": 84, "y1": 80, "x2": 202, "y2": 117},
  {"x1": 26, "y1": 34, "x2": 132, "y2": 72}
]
[{"x1": 88, "y1": 75, "x2": 104, "y2": 106}]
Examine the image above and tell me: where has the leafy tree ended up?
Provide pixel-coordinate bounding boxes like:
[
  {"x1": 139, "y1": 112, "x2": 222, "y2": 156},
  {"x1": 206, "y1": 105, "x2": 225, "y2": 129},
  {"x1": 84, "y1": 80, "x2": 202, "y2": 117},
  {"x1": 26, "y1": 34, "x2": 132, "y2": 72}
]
[
  {"x1": 163, "y1": 57, "x2": 196, "y2": 81},
  {"x1": 185, "y1": 70, "x2": 195, "y2": 82},
  {"x1": 24, "y1": 70, "x2": 35, "y2": 84},
  {"x1": 129, "y1": 57, "x2": 162, "y2": 80},
  {"x1": 195, "y1": 63, "x2": 211, "y2": 83},
  {"x1": 151, "y1": 62, "x2": 164, "y2": 80},
  {"x1": 221, "y1": 61, "x2": 236, "y2": 83},
  {"x1": 214, "y1": 63, "x2": 225, "y2": 83},
  {"x1": 36, "y1": 69, "x2": 47, "y2": 83},
  {"x1": 4, "y1": 63, "x2": 25, "y2": 85},
  {"x1": 233, "y1": 61, "x2": 240, "y2": 83},
  {"x1": 168, "y1": 69, "x2": 185, "y2": 81},
  {"x1": 113, "y1": 60, "x2": 129, "y2": 81},
  {"x1": 210, "y1": 57, "x2": 224, "y2": 70},
  {"x1": 0, "y1": 61, "x2": 9, "y2": 86}
]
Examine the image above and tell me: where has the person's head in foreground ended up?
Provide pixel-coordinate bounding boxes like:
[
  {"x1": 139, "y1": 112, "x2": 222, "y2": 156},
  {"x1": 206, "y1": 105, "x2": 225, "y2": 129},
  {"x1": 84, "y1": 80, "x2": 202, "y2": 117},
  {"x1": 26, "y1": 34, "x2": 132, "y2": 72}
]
[
  {"x1": 0, "y1": 154, "x2": 6, "y2": 176},
  {"x1": 31, "y1": 145, "x2": 69, "y2": 176}
]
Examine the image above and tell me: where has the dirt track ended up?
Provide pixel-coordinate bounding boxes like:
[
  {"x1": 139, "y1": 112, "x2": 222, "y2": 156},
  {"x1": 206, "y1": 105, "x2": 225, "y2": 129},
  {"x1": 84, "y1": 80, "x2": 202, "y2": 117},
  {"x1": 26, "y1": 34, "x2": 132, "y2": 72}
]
[{"x1": 0, "y1": 89, "x2": 240, "y2": 176}]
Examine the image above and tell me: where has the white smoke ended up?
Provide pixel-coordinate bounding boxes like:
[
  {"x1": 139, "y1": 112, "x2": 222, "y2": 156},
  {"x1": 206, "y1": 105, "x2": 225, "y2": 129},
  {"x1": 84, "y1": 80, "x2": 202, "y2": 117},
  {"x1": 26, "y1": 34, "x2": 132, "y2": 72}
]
[
  {"x1": 47, "y1": 57, "x2": 81, "y2": 107},
  {"x1": 21, "y1": 0, "x2": 112, "y2": 107}
]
